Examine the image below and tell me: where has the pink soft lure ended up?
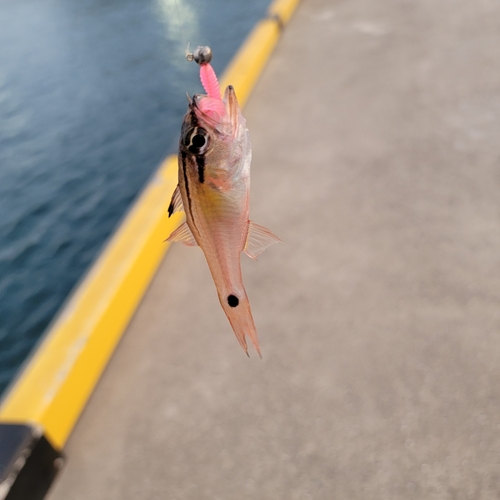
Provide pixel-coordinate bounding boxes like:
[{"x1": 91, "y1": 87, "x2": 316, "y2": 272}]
[
  {"x1": 198, "y1": 63, "x2": 226, "y2": 122},
  {"x1": 200, "y1": 62, "x2": 220, "y2": 98}
]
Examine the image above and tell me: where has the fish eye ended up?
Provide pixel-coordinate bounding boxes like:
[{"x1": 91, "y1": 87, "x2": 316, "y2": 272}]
[{"x1": 184, "y1": 127, "x2": 209, "y2": 155}]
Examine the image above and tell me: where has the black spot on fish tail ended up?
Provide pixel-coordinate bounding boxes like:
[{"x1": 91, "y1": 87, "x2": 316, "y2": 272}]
[
  {"x1": 227, "y1": 295, "x2": 239, "y2": 307},
  {"x1": 196, "y1": 156, "x2": 205, "y2": 183}
]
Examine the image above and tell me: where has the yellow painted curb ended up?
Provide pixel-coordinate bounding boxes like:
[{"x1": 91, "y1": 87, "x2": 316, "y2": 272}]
[
  {"x1": 0, "y1": 0, "x2": 302, "y2": 450},
  {"x1": 0, "y1": 155, "x2": 181, "y2": 448},
  {"x1": 268, "y1": 0, "x2": 302, "y2": 26}
]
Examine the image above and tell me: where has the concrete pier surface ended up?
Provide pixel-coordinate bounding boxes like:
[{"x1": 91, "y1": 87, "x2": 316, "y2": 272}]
[{"x1": 49, "y1": 0, "x2": 500, "y2": 498}]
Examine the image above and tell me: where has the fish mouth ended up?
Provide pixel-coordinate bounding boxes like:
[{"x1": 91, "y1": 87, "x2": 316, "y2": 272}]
[
  {"x1": 190, "y1": 86, "x2": 240, "y2": 132},
  {"x1": 223, "y1": 85, "x2": 240, "y2": 130},
  {"x1": 191, "y1": 93, "x2": 226, "y2": 127}
]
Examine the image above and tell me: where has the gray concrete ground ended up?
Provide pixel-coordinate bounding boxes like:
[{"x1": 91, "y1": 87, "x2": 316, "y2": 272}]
[{"x1": 48, "y1": 0, "x2": 500, "y2": 498}]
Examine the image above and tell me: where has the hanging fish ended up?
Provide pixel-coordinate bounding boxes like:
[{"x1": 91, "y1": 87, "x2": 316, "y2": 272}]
[{"x1": 166, "y1": 46, "x2": 281, "y2": 356}]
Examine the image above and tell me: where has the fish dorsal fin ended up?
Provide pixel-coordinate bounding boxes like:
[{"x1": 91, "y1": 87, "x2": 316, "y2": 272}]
[
  {"x1": 243, "y1": 221, "x2": 282, "y2": 260},
  {"x1": 168, "y1": 185, "x2": 184, "y2": 217},
  {"x1": 166, "y1": 222, "x2": 198, "y2": 246}
]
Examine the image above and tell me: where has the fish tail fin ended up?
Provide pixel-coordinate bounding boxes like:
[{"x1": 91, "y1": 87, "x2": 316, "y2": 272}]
[{"x1": 221, "y1": 293, "x2": 262, "y2": 358}]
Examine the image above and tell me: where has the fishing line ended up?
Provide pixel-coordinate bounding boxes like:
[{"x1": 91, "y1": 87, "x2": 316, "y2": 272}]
[
  {"x1": 171, "y1": 1, "x2": 217, "y2": 66},
  {"x1": 171, "y1": 0, "x2": 200, "y2": 66},
  {"x1": 171, "y1": 1, "x2": 216, "y2": 98},
  {"x1": 172, "y1": 0, "x2": 189, "y2": 53}
]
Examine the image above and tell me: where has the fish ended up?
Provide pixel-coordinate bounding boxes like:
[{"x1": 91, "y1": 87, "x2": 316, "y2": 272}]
[{"x1": 166, "y1": 58, "x2": 281, "y2": 356}]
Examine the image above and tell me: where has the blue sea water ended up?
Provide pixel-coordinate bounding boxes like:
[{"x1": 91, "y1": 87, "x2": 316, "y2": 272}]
[{"x1": 0, "y1": 0, "x2": 272, "y2": 395}]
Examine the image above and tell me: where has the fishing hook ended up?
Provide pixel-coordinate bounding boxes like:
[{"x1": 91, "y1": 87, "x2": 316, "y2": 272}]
[{"x1": 186, "y1": 45, "x2": 213, "y2": 65}]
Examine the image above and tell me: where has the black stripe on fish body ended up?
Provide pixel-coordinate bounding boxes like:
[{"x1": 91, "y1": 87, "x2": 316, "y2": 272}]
[
  {"x1": 190, "y1": 107, "x2": 198, "y2": 126},
  {"x1": 180, "y1": 150, "x2": 204, "y2": 244},
  {"x1": 196, "y1": 156, "x2": 205, "y2": 183},
  {"x1": 180, "y1": 151, "x2": 193, "y2": 216},
  {"x1": 168, "y1": 199, "x2": 174, "y2": 217}
]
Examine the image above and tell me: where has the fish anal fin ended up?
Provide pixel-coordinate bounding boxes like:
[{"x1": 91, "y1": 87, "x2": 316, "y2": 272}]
[
  {"x1": 166, "y1": 222, "x2": 198, "y2": 246},
  {"x1": 168, "y1": 185, "x2": 183, "y2": 217},
  {"x1": 243, "y1": 221, "x2": 282, "y2": 260}
]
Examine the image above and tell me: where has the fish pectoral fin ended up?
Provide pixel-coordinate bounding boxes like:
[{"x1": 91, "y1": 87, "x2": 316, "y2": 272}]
[
  {"x1": 167, "y1": 185, "x2": 184, "y2": 217},
  {"x1": 243, "y1": 221, "x2": 282, "y2": 260},
  {"x1": 165, "y1": 222, "x2": 198, "y2": 246}
]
